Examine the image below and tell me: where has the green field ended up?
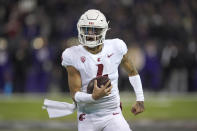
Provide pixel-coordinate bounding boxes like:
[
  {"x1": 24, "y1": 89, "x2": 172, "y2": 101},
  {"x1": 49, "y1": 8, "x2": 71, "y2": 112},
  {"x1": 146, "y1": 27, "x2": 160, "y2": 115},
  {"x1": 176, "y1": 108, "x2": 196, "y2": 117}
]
[{"x1": 0, "y1": 92, "x2": 197, "y2": 121}]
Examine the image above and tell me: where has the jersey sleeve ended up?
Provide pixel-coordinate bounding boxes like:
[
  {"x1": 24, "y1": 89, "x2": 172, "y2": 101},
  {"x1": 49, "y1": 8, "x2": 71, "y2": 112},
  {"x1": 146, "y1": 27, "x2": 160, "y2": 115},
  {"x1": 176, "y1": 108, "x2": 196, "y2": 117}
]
[
  {"x1": 61, "y1": 48, "x2": 75, "y2": 67},
  {"x1": 115, "y1": 39, "x2": 128, "y2": 55}
]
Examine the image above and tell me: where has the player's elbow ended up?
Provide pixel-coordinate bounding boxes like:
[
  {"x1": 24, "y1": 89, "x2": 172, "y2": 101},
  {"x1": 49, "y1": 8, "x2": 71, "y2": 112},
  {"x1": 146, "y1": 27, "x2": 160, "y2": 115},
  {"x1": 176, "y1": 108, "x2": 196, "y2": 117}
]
[{"x1": 70, "y1": 92, "x2": 76, "y2": 102}]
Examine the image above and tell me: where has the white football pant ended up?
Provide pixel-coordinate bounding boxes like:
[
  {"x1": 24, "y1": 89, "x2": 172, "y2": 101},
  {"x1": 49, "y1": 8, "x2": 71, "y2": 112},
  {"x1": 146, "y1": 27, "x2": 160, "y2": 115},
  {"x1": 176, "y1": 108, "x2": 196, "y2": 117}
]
[{"x1": 77, "y1": 107, "x2": 131, "y2": 131}]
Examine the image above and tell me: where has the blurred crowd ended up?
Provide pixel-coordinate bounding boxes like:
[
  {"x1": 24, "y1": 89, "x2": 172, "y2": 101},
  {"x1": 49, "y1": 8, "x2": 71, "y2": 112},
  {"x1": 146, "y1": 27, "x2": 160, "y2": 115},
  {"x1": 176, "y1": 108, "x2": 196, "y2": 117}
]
[{"x1": 0, "y1": 0, "x2": 197, "y2": 95}]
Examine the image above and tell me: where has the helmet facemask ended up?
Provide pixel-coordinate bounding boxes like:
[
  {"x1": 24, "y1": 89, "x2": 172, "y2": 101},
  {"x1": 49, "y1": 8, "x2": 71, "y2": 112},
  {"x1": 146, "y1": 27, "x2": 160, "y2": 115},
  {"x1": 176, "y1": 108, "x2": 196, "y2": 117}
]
[{"x1": 78, "y1": 27, "x2": 107, "y2": 48}]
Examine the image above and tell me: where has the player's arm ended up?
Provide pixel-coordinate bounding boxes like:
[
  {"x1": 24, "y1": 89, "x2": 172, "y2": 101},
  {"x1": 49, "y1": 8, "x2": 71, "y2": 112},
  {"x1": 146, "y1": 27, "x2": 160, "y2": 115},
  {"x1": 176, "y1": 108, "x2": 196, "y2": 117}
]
[
  {"x1": 66, "y1": 66, "x2": 111, "y2": 103},
  {"x1": 121, "y1": 53, "x2": 145, "y2": 115},
  {"x1": 66, "y1": 66, "x2": 82, "y2": 100}
]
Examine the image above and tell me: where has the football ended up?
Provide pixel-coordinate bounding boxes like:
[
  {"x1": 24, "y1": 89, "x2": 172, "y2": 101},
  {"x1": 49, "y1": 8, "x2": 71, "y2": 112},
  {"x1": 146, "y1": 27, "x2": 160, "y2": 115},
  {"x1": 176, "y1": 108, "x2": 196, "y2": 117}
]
[{"x1": 87, "y1": 75, "x2": 111, "y2": 94}]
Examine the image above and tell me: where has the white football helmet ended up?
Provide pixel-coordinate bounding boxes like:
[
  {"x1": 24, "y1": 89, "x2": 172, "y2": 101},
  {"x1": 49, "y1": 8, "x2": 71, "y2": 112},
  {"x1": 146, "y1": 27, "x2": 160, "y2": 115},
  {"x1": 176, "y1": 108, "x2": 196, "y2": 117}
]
[{"x1": 77, "y1": 9, "x2": 108, "y2": 48}]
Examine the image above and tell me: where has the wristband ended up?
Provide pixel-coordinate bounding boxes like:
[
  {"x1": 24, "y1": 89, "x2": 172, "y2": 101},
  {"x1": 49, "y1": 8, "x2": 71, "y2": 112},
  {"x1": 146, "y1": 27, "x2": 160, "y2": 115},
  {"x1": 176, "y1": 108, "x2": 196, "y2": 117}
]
[
  {"x1": 129, "y1": 75, "x2": 144, "y2": 101},
  {"x1": 74, "y1": 91, "x2": 95, "y2": 103}
]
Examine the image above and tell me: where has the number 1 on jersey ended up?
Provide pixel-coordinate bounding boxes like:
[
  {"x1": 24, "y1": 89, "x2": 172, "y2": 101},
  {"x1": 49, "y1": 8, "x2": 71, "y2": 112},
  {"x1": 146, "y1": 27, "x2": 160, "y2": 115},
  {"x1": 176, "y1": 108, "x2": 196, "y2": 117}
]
[
  {"x1": 96, "y1": 64, "x2": 103, "y2": 76},
  {"x1": 96, "y1": 64, "x2": 108, "y2": 77}
]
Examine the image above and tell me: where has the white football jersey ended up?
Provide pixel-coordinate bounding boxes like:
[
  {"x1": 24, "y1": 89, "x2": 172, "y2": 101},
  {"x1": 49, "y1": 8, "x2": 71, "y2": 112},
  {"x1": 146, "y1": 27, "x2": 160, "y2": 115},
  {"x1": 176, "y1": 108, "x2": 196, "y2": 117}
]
[{"x1": 62, "y1": 38, "x2": 128, "y2": 114}]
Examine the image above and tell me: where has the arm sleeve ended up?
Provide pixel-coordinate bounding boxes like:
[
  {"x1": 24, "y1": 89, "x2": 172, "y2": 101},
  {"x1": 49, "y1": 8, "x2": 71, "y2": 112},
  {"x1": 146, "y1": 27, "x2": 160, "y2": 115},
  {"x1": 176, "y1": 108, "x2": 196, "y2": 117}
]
[
  {"x1": 129, "y1": 75, "x2": 144, "y2": 101},
  {"x1": 74, "y1": 92, "x2": 95, "y2": 103}
]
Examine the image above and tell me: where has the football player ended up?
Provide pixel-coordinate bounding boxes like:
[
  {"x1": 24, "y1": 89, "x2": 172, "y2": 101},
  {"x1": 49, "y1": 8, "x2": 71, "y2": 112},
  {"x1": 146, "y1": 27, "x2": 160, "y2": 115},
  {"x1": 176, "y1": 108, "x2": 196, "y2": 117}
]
[{"x1": 62, "y1": 9, "x2": 144, "y2": 131}]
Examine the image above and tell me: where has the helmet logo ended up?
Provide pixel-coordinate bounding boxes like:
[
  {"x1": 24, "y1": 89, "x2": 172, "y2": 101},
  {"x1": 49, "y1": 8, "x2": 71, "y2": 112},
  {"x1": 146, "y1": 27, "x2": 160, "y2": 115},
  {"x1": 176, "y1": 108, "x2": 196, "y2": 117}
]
[
  {"x1": 89, "y1": 22, "x2": 94, "y2": 25},
  {"x1": 81, "y1": 56, "x2": 86, "y2": 63}
]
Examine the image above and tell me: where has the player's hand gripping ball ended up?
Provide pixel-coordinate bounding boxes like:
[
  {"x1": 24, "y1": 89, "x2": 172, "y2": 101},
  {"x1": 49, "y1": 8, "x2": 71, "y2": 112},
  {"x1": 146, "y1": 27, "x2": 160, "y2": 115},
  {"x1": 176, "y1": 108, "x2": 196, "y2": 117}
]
[{"x1": 87, "y1": 75, "x2": 111, "y2": 94}]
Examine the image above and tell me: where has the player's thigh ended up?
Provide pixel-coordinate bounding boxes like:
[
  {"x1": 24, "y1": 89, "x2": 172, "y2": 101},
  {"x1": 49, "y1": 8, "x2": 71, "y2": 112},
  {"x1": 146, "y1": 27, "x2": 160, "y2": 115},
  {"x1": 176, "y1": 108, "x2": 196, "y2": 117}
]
[
  {"x1": 78, "y1": 122, "x2": 95, "y2": 131},
  {"x1": 103, "y1": 113, "x2": 131, "y2": 131},
  {"x1": 77, "y1": 113, "x2": 96, "y2": 131}
]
